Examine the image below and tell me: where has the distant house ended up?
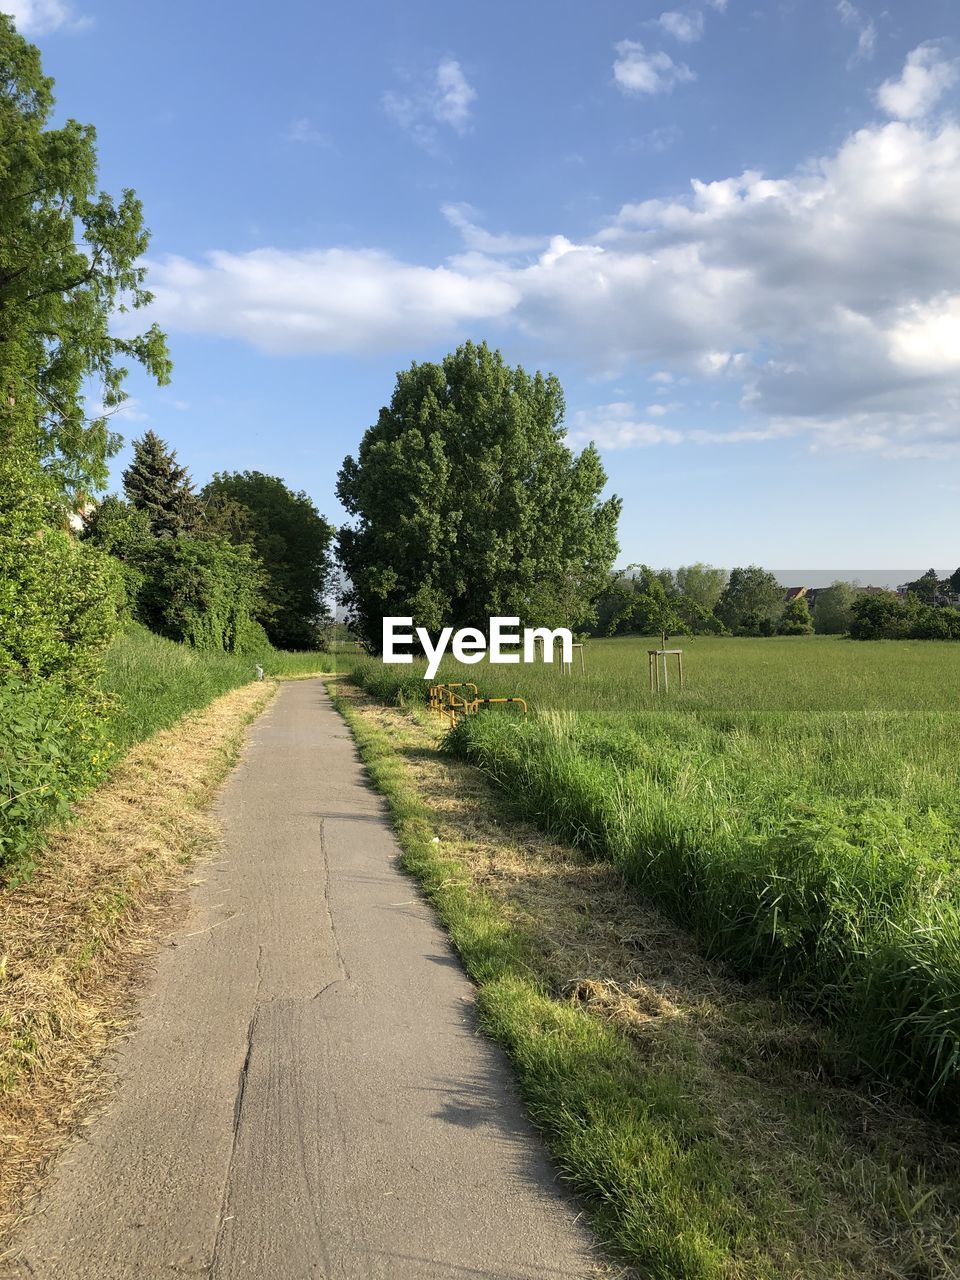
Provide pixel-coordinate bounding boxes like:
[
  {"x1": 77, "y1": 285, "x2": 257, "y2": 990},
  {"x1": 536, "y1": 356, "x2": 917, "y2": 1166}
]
[
  {"x1": 66, "y1": 501, "x2": 94, "y2": 536},
  {"x1": 784, "y1": 585, "x2": 823, "y2": 610}
]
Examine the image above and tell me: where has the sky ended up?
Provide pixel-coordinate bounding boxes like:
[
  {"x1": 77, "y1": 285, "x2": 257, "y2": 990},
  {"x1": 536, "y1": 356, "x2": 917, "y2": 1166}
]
[{"x1": 8, "y1": 0, "x2": 960, "y2": 569}]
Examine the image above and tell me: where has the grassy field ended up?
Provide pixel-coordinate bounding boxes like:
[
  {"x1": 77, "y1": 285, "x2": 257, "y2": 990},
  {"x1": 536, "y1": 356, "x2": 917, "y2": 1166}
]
[{"x1": 347, "y1": 635, "x2": 960, "y2": 1114}]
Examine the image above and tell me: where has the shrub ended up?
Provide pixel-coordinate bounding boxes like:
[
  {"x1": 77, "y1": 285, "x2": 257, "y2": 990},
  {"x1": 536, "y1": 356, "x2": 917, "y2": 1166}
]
[
  {"x1": 0, "y1": 676, "x2": 111, "y2": 879},
  {"x1": 131, "y1": 535, "x2": 267, "y2": 653}
]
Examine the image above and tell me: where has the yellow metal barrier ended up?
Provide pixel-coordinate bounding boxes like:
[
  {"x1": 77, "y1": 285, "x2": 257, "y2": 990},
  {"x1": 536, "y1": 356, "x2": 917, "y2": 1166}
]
[{"x1": 427, "y1": 683, "x2": 528, "y2": 727}]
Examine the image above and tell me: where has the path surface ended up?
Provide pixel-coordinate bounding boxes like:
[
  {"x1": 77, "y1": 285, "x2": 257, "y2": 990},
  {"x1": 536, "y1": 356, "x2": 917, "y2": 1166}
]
[{"x1": 5, "y1": 680, "x2": 598, "y2": 1279}]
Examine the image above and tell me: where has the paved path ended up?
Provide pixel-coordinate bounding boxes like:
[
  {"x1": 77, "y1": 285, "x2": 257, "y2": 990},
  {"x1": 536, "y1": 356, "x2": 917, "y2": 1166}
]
[{"x1": 6, "y1": 680, "x2": 598, "y2": 1279}]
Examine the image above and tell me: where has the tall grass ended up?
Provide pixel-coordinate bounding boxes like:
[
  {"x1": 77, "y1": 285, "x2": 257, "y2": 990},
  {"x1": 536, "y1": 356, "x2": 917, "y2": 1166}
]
[
  {"x1": 102, "y1": 624, "x2": 334, "y2": 748},
  {"x1": 346, "y1": 637, "x2": 960, "y2": 1113}
]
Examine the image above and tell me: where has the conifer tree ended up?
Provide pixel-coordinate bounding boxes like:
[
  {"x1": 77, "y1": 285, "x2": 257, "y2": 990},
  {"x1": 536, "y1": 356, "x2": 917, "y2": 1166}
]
[{"x1": 122, "y1": 431, "x2": 197, "y2": 537}]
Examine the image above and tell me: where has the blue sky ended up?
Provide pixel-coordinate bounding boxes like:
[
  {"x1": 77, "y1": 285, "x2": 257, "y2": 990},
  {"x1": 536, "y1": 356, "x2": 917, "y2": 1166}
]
[{"x1": 10, "y1": 0, "x2": 960, "y2": 568}]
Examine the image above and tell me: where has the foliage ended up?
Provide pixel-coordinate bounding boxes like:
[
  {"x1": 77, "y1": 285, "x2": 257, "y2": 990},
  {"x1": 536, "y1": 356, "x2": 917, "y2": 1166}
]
[
  {"x1": 849, "y1": 591, "x2": 960, "y2": 641},
  {"x1": 0, "y1": 17, "x2": 170, "y2": 496},
  {"x1": 134, "y1": 535, "x2": 267, "y2": 653},
  {"x1": 100, "y1": 623, "x2": 334, "y2": 750},
  {"x1": 336, "y1": 341, "x2": 621, "y2": 649},
  {"x1": 674, "y1": 562, "x2": 728, "y2": 615},
  {"x1": 122, "y1": 431, "x2": 198, "y2": 537},
  {"x1": 716, "y1": 565, "x2": 785, "y2": 635},
  {"x1": 0, "y1": 440, "x2": 122, "y2": 687},
  {"x1": 813, "y1": 581, "x2": 858, "y2": 635},
  {"x1": 201, "y1": 470, "x2": 335, "y2": 649},
  {"x1": 902, "y1": 568, "x2": 940, "y2": 603},
  {"x1": 599, "y1": 564, "x2": 684, "y2": 637},
  {"x1": 778, "y1": 594, "x2": 814, "y2": 635},
  {"x1": 0, "y1": 676, "x2": 111, "y2": 880}
]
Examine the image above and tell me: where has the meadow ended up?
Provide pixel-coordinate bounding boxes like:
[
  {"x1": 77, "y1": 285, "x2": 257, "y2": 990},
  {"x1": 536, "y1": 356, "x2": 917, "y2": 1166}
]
[{"x1": 348, "y1": 635, "x2": 960, "y2": 1114}]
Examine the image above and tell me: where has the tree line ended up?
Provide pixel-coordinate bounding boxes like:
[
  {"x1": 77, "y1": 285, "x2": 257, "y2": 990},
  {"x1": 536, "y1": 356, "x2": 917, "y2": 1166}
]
[
  {"x1": 84, "y1": 432, "x2": 335, "y2": 653},
  {"x1": 590, "y1": 567, "x2": 960, "y2": 640}
]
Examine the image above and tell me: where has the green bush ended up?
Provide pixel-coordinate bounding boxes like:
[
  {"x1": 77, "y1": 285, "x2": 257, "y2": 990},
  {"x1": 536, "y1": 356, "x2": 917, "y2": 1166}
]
[
  {"x1": 0, "y1": 676, "x2": 111, "y2": 880},
  {"x1": 134, "y1": 535, "x2": 266, "y2": 653},
  {"x1": 0, "y1": 442, "x2": 123, "y2": 686},
  {"x1": 850, "y1": 591, "x2": 960, "y2": 641}
]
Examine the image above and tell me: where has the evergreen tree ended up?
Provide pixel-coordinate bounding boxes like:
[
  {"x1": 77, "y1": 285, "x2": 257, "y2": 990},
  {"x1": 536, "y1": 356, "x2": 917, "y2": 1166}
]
[{"x1": 122, "y1": 431, "x2": 197, "y2": 537}]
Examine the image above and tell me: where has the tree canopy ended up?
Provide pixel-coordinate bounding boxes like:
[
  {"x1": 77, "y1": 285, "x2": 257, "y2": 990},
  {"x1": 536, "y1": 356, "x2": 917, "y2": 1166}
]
[
  {"x1": 201, "y1": 471, "x2": 335, "y2": 649},
  {"x1": 336, "y1": 342, "x2": 621, "y2": 649},
  {"x1": 716, "y1": 566, "x2": 785, "y2": 636},
  {"x1": 123, "y1": 431, "x2": 198, "y2": 537},
  {"x1": 0, "y1": 17, "x2": 170, "y2": 496}
]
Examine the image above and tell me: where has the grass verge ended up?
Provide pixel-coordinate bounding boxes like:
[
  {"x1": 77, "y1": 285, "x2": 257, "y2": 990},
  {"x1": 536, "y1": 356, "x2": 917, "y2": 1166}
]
[
  {"x1": 331, "y1": 681, "x2": 960, "y2": 1280},
  {"x1": 101, "y1": 623, "x2": 334, "y2": 750},
  {"x1": 0, "y1": 678, "x2": 276, "y2": 1248}
]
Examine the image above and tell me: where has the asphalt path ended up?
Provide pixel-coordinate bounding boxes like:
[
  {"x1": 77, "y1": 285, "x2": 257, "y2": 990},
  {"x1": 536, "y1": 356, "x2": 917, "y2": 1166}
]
[{"x1": 5, "y1": 680, "x2": 599, "y2": 1279}]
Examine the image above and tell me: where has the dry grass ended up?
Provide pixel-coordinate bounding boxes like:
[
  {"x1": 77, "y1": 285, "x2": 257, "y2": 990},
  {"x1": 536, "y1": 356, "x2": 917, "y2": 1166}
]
[
  {"x1": 342, "y1": 684, "x2": 960, "y2": 1279},
  {"x1": 0, "y1": 679, "x2": 275, "y2": 1247}
]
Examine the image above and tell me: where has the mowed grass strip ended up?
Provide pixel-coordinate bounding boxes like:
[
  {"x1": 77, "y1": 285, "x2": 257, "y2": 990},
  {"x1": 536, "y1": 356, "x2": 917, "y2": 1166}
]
[
  {"x1": 331, "y1": 683, "x2": 960, "y2": 1280},
  {"x1": 0, "y1": 679, "x2": 275, "y2": 1247}
]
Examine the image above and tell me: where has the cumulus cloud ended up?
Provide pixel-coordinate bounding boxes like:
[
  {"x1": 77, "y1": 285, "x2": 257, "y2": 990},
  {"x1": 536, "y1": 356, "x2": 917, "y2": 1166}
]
[
  {"x1": 656, "y1": 10, "x2": 704, "y2": 43},
  {"x1": 836, "y1": 1, "x2": 876, "y2": 65},
  {"x1": 875, "y1": 43, "x2": 958, "y2": 121},
  {"x1": 383, "y1": 57, "x2": 476, "y2": 149},
  {"x1": 138, "y1": 247, "x2": 518, "y2": 354},
  {"x1": 141, "y1": 115, "x2": 960, "y2": 458},
  {"x1": 5, "y1": 0, "x2": 87, "y2": 33},
  {"x1": 613, "y1": 41, "x2": 695, "y2": 95}
]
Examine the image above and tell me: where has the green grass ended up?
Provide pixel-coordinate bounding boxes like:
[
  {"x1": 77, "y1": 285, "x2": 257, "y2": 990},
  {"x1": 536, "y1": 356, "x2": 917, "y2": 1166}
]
[
  {"x1": 345, "y1": 636, "x2": 960, "y2": 1114},
  {"x1": 101, "y1": 623, "x2": 335, "y2": 749},
  {"x1": 331, "y1": 683, "x2": 960, "y2": 1279}
]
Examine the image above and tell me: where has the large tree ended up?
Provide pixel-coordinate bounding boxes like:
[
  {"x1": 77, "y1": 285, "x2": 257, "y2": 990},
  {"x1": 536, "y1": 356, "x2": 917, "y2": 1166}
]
[
  {"x1": 0, "y1": 18, "x2": 168, "y2": 690},
  {"x1": 0, "y1": 17, "x2": 170, "y2": 497},
  {"x1": 336, "y1": 342, "x2": 621, "y2": 649},
  {"x1": 201, "y1": 471, "x2": 335, "y2": 649},
  {"x1": 716, "y1": 566, "x2": 785, "y2": 635},
  {"x1": 675, "y1": 564, "x2": 728, "y2": 614},
  {"x1": 813, "y1": 581, "x2": 858, "y2": 635}
]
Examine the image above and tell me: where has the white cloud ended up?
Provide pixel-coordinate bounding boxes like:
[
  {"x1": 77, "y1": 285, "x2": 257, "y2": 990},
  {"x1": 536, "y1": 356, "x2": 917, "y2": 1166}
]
[
  {"x1": 568, "y1": 402, "x2": 787, "y2": 449},
  {"x1": 5, "y1": 0, "x2": 87, "y2": 33},
  {"x1": 836, "y1": 1, "x2": 876, "y2": 65},
  {"x1": 383, "y1": 56, "x2": 476, "y2": 149},
  {"x1": 284, "y1": 117, "x2": 334, "y2": 147},
  {"x1": 433, "y1": 58, "x2": 475, "y2": 130},
  {"x1": 138, "y1": 247, "x2": 518, "y2": 354},
  {"x1": 568, "y1": 403, "x2": 684, "y2": 449},
  {"x1": 875, "y1": 43, "x2": 958, "y2": 121},
  {"x1": 613, "y1": 41, "x2": 695, "y2": 96},
  {"x1": 887, "y1": 295, "x2": 960, "y2": 373},
  {"x1": 656, "y1": 11, "x2": 704, "y2": 43},
  {"x1": 90, "y1": 396, "x2": 147, "y2": 423},
  {"x1": 442, "y1": 203, "x2": 546, "y2": 254},
  {"x1": 140, "y1": 116, "x2": 960, "y2": 459}
]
